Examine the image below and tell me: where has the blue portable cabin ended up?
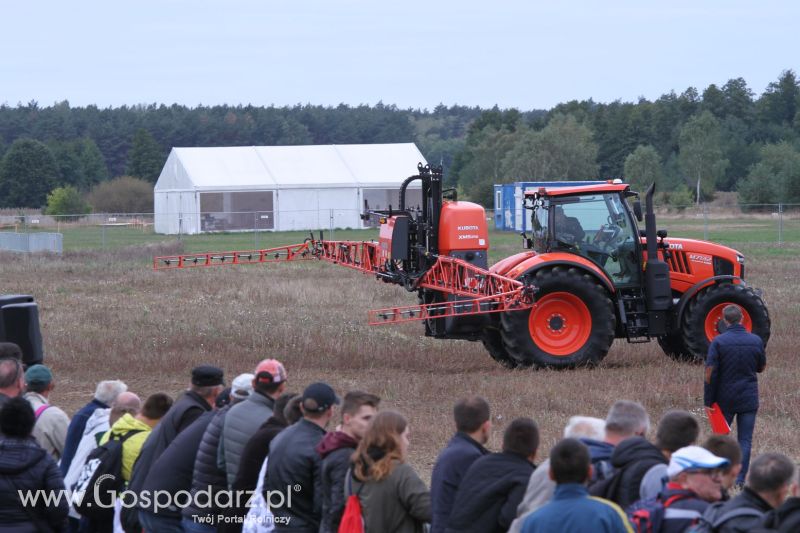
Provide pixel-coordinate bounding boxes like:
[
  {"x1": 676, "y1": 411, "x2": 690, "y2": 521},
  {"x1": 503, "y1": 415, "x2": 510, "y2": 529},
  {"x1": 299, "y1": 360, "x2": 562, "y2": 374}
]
[{"x1": 493, "y1": 181, "x2": 606, "y2": 232}]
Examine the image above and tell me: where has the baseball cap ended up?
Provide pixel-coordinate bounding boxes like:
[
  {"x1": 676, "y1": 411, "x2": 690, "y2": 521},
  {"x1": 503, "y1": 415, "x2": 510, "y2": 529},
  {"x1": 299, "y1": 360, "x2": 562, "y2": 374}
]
[
  {"x1": 667, "y1": 445, "x2": 730, "y2": 477},
  {"x1": 231, "y1": 373, "x2": 255, "y2": 401},
  {"x1": 254, "y1": 359, "x2": 287, "y2": 386},
  {"x1": 301, "y1": 382, "x2": 341, "y2": 413},
  {"x1": 25, "y1": 364, "x2": 53, "y2": 386},
  {"x1": 191, "y1": 365, "x2": 224, "y2": 387}
]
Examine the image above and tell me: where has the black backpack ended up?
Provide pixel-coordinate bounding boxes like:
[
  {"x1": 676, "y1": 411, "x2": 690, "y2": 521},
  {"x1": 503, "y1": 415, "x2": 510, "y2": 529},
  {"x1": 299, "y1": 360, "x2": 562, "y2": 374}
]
[
  {"x1": 686, "y1": 501, "x2": 765, "y2": 533},
  {"x1": 71, "y1": 429, "x2": 143, "y2": 521}
]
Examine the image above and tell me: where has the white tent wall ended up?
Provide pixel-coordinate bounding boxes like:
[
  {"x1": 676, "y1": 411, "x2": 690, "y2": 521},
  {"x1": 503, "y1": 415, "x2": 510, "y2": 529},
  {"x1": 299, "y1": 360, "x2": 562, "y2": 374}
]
[
  {"x1": 153, "y1": 143, "x2": 428, "y2": 234},
  {"x1": 276, "y1": 187, "x2": 358, "y2": 231}
]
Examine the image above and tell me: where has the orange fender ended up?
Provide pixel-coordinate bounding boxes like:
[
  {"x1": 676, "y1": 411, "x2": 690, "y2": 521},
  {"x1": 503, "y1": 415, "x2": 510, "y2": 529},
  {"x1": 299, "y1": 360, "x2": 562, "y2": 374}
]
[{"x1": 501, "y1": 252, "x2": 616, "y2": 293}]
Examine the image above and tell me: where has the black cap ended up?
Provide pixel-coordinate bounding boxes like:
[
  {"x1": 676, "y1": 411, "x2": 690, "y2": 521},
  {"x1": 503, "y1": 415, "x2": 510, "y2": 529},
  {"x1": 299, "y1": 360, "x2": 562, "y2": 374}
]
[
  {"x1": 191, "y1": 365, "x2": 224, "y2": 387},
  {"x1": 301, "y1": 382, "x2": 341, "y2": 413}
]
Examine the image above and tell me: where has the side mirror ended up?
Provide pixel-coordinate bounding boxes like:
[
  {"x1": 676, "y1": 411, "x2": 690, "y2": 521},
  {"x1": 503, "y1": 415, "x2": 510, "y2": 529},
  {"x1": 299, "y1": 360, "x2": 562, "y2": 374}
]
[
  {"x1": 391, "y1": 216, "x2": 411, "y2": 260},
  {"x1": 633, "y1": 200, "x2": 643, "y2": 222}
]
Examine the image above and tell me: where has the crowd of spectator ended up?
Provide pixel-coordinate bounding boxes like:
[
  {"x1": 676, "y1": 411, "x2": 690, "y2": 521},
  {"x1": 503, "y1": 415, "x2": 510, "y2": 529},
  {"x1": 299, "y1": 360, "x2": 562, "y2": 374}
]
[{"x1": 0, "y1": 339, "x2": 797, "y2": 533}]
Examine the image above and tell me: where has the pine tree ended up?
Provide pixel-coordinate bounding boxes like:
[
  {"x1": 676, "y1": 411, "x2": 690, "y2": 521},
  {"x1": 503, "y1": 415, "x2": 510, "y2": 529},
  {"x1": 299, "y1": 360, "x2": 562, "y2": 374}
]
[
  {"x1": 126, "y1": 129, "x2": 165, "y2": 183},
  {"x1": 0, "y1": 138, "x2": 60, "y2": 208}
]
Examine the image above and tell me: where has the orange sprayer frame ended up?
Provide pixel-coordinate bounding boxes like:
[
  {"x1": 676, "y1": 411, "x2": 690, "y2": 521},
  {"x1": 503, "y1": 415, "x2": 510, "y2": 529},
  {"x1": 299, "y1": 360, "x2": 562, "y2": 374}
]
[{"x1": 154, "y1": 239, "x2": 535, "y2": 323}]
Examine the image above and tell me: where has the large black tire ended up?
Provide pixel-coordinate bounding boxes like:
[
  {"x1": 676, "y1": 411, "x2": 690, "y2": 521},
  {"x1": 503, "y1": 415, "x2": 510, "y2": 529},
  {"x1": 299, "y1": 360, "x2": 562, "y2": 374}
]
[
  {"x1": 657, "y1": 331, "x2": 695, "y2": 362},
  {"x1": 682, "y1": 283, "x2": 771, "y2": 361},
  {"x1": 481, "y1": 326, "x2": 519, "y2": 369},
  {"x1": 500, "y1": 266, "x2": 616, "y2": 369}
]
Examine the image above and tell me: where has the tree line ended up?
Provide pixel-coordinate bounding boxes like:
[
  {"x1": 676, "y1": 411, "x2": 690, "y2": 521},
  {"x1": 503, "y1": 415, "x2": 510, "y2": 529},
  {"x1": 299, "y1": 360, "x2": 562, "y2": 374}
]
[{"x1": 1, "y1": 69, "x2": 799, "y2": 210}]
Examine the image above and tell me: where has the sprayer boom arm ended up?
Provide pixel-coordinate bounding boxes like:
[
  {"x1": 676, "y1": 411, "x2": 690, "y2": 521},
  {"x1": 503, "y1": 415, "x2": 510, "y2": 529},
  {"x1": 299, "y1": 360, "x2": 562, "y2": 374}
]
[{"x1": 154, "y1": 239, "x2": 535, "y2": 322}]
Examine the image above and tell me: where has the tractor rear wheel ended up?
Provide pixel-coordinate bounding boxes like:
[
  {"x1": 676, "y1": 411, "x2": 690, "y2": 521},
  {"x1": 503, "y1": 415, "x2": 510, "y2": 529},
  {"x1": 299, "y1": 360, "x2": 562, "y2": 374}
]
[
  {"x1": 500, "y1": 266, "x2": 616, "y2": 368},
  {"x1": 481, "y1": 326, "x2": 519, "y2": 369},
  {"x1": 682, "y1": 283, "x2": 771, "y2": 361},
  {"x1": 657, "y1": 332, "x2": 695, "y2": 363}
]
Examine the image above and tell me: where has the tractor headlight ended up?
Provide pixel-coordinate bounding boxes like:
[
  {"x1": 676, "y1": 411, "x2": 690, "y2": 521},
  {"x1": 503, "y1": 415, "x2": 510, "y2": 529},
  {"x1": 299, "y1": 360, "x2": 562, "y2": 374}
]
[{"x1": 737, "y1": 255, "x2": 745, "y2": 279}]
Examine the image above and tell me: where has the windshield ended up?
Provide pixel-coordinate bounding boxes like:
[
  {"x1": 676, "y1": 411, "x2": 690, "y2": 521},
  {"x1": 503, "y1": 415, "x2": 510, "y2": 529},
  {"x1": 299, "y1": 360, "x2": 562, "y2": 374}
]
[{"x1": 533, "y1": 193, "x2": 640, "y2": 285}]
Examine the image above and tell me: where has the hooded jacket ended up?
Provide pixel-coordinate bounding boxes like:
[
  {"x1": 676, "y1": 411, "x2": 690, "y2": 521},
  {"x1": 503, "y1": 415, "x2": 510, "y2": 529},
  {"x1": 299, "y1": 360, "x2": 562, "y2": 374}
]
[
  {"x1": 588, "y1": 436, "x2": 667, "y2": 510},
  {"x1": 99, "y1": 413, "x2": 151, "y2": 482},
  {"x1": 0, "y1": 436, "x2": 69, "y2": 532},
  {"x1": 445, "y1": 451, "x2": 535, "y2": 533},
  {"x1": 317, "y1": 430, "x2": 359, "y2": 533},
  {"x1": 223, "y1": 390, "x2": 276, "y2": 487},
  {"x1": 430, "y1": 432, "x2": 489, "y2": 533}
]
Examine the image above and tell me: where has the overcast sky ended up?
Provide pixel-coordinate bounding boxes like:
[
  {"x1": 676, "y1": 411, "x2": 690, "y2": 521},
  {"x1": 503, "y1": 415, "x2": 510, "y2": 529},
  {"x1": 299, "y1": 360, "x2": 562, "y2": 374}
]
[{"x1": 2, "y1": 1, "x2": 797, "y2": 111}]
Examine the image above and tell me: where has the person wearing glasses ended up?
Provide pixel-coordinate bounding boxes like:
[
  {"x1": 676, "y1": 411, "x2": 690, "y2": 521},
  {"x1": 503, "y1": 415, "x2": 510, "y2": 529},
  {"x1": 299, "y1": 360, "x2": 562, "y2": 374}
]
[{"x1": 653, "y1": 446, "x2": 729, "y2": 533}]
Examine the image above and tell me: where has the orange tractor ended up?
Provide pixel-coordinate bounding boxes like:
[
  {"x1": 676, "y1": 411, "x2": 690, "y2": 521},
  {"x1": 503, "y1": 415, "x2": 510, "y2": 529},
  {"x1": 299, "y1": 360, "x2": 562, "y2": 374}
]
[{"x1": 155, "y1": 164, "x2": 770, "y2": 369}]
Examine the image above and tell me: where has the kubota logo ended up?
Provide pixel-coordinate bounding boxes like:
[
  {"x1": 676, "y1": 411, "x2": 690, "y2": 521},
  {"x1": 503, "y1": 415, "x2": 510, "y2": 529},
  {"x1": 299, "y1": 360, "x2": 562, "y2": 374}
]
[{"x1": 457, "y1": 225, "x2": 479, "y2": 231}]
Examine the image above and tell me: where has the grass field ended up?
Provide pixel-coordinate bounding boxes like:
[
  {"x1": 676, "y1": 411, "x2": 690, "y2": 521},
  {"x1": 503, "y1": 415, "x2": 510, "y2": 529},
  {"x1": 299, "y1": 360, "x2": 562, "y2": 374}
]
[{"x1": 1, "y1": 221, "x2": 799, "y2": 481}]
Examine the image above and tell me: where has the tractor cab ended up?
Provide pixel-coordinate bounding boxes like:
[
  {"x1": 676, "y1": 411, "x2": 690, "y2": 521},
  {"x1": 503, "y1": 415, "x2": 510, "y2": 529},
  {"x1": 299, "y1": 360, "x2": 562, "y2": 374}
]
[{"x1": 525, "y1": 183, "x2": 643, "y2": 286}]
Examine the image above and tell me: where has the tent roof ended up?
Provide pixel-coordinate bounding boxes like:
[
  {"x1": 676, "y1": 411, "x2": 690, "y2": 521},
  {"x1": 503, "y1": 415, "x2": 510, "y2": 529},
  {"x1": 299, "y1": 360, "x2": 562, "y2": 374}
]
[{"x1": 155, "y1": 143, "x2": 427, "y2": 191}]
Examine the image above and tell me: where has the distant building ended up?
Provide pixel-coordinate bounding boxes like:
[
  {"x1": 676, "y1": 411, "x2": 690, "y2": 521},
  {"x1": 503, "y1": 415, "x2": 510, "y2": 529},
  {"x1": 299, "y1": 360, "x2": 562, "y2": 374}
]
[{"x1": 154, "y1": 143, "x2": 425, "y2": 234}]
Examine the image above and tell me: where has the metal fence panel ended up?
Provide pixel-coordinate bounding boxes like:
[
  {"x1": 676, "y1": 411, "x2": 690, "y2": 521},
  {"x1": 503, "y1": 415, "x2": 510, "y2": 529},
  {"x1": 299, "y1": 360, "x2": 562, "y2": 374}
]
[{"x1": 0, "y1": 232, "x2": 62, "y2": 254}]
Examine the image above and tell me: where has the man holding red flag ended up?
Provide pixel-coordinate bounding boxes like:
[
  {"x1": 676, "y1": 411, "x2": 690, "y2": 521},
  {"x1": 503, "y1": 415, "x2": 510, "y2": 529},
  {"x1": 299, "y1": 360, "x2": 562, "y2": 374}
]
[{"x1": 704, "y1": 304, "x2": 767, "y2": 487}]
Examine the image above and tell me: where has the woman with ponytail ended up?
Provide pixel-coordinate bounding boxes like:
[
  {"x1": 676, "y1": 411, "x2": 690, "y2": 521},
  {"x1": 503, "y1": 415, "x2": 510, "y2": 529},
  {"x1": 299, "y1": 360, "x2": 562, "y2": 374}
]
[{"x1": 346, "y1": 410, "x2": 431, "y2": 533}]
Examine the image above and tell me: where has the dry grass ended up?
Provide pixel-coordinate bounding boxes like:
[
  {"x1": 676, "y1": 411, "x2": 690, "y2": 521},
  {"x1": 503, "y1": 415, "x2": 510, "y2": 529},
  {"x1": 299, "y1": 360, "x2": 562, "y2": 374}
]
[{"x1": 1, "y1": 244, "x2": 798, "y2": 481}]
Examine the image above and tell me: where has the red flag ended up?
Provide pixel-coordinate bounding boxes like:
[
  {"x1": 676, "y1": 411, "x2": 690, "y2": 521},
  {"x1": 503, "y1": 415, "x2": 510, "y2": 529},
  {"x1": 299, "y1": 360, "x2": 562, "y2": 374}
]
[{"x1": 706, "y1": 403, "x2": 731, "y2": 435}]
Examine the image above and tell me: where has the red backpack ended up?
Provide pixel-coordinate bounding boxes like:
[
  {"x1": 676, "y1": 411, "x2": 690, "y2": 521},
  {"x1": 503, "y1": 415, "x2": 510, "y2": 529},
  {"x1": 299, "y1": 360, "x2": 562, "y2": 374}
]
[{"x1": 338, "y1": 469, "x2": 365, "y2": 533}]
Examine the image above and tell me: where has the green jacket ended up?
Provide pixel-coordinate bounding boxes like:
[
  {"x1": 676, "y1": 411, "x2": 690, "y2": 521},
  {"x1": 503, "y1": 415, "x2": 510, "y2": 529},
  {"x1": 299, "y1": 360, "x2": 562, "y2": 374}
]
[{"x1": 348, "y1": 460, "x2": 431, "y2": 533}]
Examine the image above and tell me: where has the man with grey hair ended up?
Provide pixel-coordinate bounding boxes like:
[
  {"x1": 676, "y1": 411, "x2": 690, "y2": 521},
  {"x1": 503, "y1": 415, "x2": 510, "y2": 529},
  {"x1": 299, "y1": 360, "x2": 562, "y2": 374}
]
[
  {"x1": 705, "y1": 303, "x2": 766, "y2": 485},
  {"x1": 60, "y1": 379, "x2": 128, "y2": 476},
  {"x1": 509, "y1": 416, "x2": 607, "y2": 533},
  {"x1": 697, "y1": 452, "x2": 795, "y2": 532},
  {"x1": 0, "y1": 357, "x2": 25, "y2": 408}
]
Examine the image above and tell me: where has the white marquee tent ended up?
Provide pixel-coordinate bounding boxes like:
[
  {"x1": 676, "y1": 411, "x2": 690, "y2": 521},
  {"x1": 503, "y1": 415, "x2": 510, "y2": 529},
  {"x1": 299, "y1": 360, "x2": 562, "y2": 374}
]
[{"x1": 154, "y1": 143, "x2": 426, "y2": 234}]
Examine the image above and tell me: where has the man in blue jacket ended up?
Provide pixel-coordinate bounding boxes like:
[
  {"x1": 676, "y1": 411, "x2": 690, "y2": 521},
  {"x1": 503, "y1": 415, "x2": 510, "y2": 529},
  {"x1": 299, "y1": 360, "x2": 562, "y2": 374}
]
[
  {"x1": 705, "y1": 304, "x2": 766, "y2": 485},
  {"x1": 430, "y1": 396, "x2": 491, "y2": 533},
  {"x1": 521, "y1": 438, "x2": 632, "y2": 533}
]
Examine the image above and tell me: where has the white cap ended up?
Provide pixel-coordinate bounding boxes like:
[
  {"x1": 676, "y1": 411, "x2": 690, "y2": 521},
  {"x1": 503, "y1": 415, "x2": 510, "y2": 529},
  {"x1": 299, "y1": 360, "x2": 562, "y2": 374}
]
[
  {"x1": 667, "y1": 445, "x2": 730, "y2": 478},
  {"x1": 231, "y1": 373, "x2": 255, "y2": 401}
]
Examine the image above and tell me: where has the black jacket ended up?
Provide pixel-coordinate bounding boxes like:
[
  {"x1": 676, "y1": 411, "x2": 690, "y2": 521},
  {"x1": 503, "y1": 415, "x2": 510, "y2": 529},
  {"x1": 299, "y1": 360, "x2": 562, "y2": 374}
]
[
  {"x1": 704, "y1": 486, "x2": 773, "y2": 533},
  {"x1": 219, "y1": 415, "x2": 289, "y2": 533},
  {"x1": 128, "y1": 389, "x2": 212, "y2": 498},
  {"x1": 588, "y1": 436, "x2": 667, "y2": 510},
  {"x1": 761, "y1": 496, "x2": 800, "y2": 532},
  {"x1": 316, "y1": 431, "x2": 359, "y2": 533},
  {"x1": 445, "y1": 451, "x2": 534, "y2": 533},
  {"x1": 264, "y1": 418, "x2": 326, "y2": 532},
  {"x1": 182, "y1": 407, "x2": 230, "y2": 523},
  {"x1": 139, "y1": 411, "x2": 215, "y2": 518},
  {"x1": 429, "y1": 432, "x2": 489, "y2": 533},
  {"x1": 0, "y1": 436, "x2": 69, "y2": 532}
]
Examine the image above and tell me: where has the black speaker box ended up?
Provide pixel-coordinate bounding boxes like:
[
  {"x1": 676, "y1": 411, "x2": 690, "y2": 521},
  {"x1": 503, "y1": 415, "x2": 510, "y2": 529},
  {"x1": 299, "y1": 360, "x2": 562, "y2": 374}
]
[{"x1": 0, "y1": 295, "x2": 44, "y2": 366}]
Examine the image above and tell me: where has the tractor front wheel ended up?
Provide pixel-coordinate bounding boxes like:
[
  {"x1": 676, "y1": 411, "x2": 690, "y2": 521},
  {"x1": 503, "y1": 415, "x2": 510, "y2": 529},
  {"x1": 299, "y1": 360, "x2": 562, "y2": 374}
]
[
  {"x1": 500, "y1": 267, "x2": 616, "y2": 368},
  {"x1": 682, "y1": 283, "x2": 771, "y2": 361}
]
